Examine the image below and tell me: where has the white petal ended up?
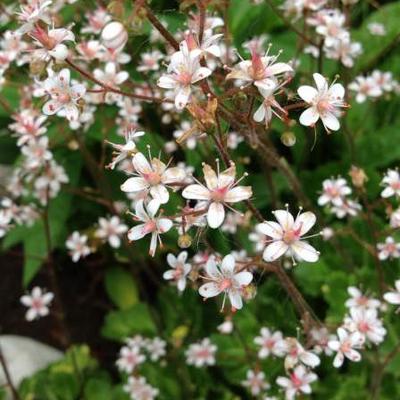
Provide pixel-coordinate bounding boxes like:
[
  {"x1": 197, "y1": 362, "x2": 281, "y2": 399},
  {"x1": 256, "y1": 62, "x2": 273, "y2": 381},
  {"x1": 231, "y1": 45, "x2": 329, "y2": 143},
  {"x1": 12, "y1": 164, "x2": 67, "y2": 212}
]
[
  {"x1": 133, "y1": 152, "x2": 151, "y2": 174},
  {"x1": 157, "y1": 218, "x2": 173, "y2": 233},
  {"x1": 291, "y1": 241, "x2": 319, "y2": 262},
  {"x1": 192, "y1": 67, "x2": 211, "y2": 83},
  {"x1": 313, "y1": 73, "x2": 328, "y2": 92},
  {"x1": 224, "y1": 186, "x2": 252, "y2": 203},
  {"x1": 221, "y1": 254, "x2": 235, "y2": 274},
  {"x1": 207, "y1": 202, "x2": 225, "y2": 228},
  {"x1": 127, "y1": 224, "x2": 147, "y2": 241},
  {"x1": 297, "y1": 85, "x2": 318, "y2": 103},
  {"x1": 257, "y1": 221, "x2": 283, "y2": 239},
  {"x1": 182, "y1": 184, "x2": 210, "y2": 200},
  {"x1": 234, "y1": 271, "x2": 253, "y2": 286},
  {"x1": 199, "y1": 282, "x2": 221, "y2": 298},
  {"x1": 262, "y1": 241, "x2": 289, "y2": 261},
  {"x1": 299, "y1": 107, "x2": 320, "y2": 126},
  {"x1": 228, "y1": 290, "x2": 243, "y2": 309},
  {"x1": 333, "y1": 352, "x2": 344, "y2": 368},
  {"x1": 175, "y1": 86, "x2": 191, "y2": 110},
  {"x1": 294, "y1": 211, "x2": 316, "y2": 236},
  {"x1": 321, "y1": 112, "x2": 340, "y2": 131},
  {"x1": 150, "y1": 184, "x2": 169, "y2": 204},
  {"x1": 253, "y1": 104, "x2": 266, "y2": 122},
  {"x1": 273, "y1": 210, "x2": 294, "y2": 230},
  {"x1": 120, "y1": 177, "x2": 148, "y2": 192}
]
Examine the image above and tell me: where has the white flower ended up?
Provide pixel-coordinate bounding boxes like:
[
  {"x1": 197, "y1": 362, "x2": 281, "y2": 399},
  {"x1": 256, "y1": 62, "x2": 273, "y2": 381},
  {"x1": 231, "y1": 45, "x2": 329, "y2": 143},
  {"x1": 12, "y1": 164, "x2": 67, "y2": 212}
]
[
  {"x1": 257, "y1": 208, "x2": 319, "y2": 263},
  {"x1": 324, "y1": 38, "x2": 362, "y2": 68},
  {"x1": 123, "y1": 376, "x2": 159, "y2": 400},
  {"x1": 331, "y1": 199, "x2": 361, "y2": 219},
  {"x1": 217, "y1": 319, "x2": 233, "y2": 334},
  {"x1": 93, "y1": 62, "x2": 129, "y2": 103},
  {"x1": 116, "y1": 345, "x2": 145, "y2": 373},
  {"x1": 226, "y1": 48, "x2": 293, "y2": 91},
  {"x1": 368, "y1": 22, "x2": 386, "y2": 36},
  {"x1": 276, "y1": 365, "x2": 317, "y2": 400},
  {"x1": 381, "y1": 169, "x2": 400, "y2": 198},
  {"x1": 253, "y1": 86, "x2": 287, "y2": 127},
  {"x1": 106, "y1": 129, "x2": 144, "y2": 170},
  {"x1": 310, "y1": 327, "x2": 335, "y2": 356},
  {"x1": 282, "y1": 338, "x2": 321, "y2": 369},
  {"x1": 42, "y1": 68, "x2": 86, "y2": 121},
  {"x1": 158, "y1": 41, "x2": 211, "y2": 110},
  {"x1": 198, "y1": 254, "x2": 253, "y2": 311},
  {"x1": 242, "y1": 369, "x2": 270, "y2": 396},
  {"x1": 66, "y1": 231, "x2": 92, "y2": 262},
  {"x1": 318, "y1": 177, "x2": 351, "y2": 207},
  {"x1": 377, "y1": 236, "x2": 400, "y2": 261},
  {"x1": 17, "y1": 0, "x2": 52, "y2": 34},
  {"x1": 30, "y1": 26, "x2": 75, "y2": 61},
  {"x1": 127, "y1": 200, "x2": 173, "y2": 257},
  {"x1": 383, "y1": 280, "x2": 400, "y2": 306},
  {"x1": 21, "y1": 136, "x2": 52, "y2": 170},
  {"x1": 328, "y1": 327, "x2": 364, "y2": 368},
  {"x1": 182, "y1": 162, "x2": 252, "y2": 229},
  {"x1": 0, "y1": 211, "x2": 12, "y2": 238},
  {"x1": 121, "y1": 152, "x2": 186, "y2": 205},
  {"x1": 137, "y1": 50, "x2": 163, "y2": 72},
  {"x1": 348, "y1": 75, "x2": 382, "y2": 103},
  {"x1": 390, "y1": 208, "x2": 400, "y2": 228},
  {"x1": 185, "y1": 338, "x2": 216, "y2": 367},
  {"x1": 144, "y1": 337, "x2": 166, "y2": 361},
  {"x1": 20, "y1": 287, "x2": 54, "y2": 321},
  {"x1": 345, "y1": 286, "x2": 381, "y2": 310},
  {"x1": 9, "y1": 110, "x2": 47, "y2": 146},
  {"x1": 95, "y1": 216, "x2": 128, "y2": 248},
  {"x1": 298, "y1": 73, "x2": 346, "y2": 132},
  {"x1": 163, "y1": 251, "x2": 192, "y2": 292},
  {"x1": 344, "y1": 307, "x2": 386, "y2": 345},
  {"x1": 254, "y1": 327, "x2": 286, "y2": 358}
]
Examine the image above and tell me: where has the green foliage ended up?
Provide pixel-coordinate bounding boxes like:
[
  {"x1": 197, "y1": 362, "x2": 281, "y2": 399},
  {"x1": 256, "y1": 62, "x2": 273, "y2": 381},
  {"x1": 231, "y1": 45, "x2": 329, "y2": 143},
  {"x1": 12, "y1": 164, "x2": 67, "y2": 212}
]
[
  {"x1": 104, "y1": 267, "x2": 139, "y2": 309},
  {"x1": 101, "y1": 303, "x2": 157, "y2": 341}
]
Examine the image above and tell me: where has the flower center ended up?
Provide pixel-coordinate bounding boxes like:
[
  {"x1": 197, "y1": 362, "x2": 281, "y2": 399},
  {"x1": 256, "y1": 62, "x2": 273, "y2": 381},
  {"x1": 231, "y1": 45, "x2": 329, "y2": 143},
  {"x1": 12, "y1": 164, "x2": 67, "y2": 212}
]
[
  {"x1": 282, "y1": 227, "x2": 301, "y2": 244},
  {"x1": 219, "y1": 278, "x2": 233, "y2": 291},
  {"x1": 210, "y1": 186, "x2": 228, "y2": 202},
  {"x1": 143, "y1": 171, "x2": 162, "y2": 186},
  {"x1": 142, "y1": 220, "x2": 157, "y2": 235}
]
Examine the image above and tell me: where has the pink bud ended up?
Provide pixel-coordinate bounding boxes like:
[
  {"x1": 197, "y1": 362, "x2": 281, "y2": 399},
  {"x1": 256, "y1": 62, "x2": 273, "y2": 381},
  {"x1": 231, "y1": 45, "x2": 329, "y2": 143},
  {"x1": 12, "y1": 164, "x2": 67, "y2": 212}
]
[{"x1": 101, "y1": 21, "x2": 128, "y2": 51}]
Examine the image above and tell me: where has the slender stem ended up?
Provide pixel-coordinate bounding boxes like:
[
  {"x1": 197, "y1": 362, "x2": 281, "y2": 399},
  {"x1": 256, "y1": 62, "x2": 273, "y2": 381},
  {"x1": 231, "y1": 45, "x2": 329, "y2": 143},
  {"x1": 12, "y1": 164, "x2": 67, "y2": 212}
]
[
  {"x1": 0, "y1": 345, "x2": 20, "y2": 400},
  {"x1": 264, "y1": 0, "x2": 318, "y2": 46},
  {"x1": 141, "y1": 3, "x2": 179, "y2": 51},
  {"x1": 65, "y1": 58, "x2": 167, "y2": 103}
]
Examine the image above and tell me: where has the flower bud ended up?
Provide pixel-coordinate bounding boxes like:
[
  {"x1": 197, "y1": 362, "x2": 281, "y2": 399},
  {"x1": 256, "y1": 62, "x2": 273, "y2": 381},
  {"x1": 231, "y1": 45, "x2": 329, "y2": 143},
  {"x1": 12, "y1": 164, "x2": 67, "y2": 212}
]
[
  {"x1": 349, "y1": 165, "x2": 368, "y2": 188},
  {"x1": 101, "y1": 21, "x2": 128, "y2": 51},
  {"x1": 178, "y1": 233, "x2": 192, "y2": 249},
  {"x1": 281, "y1": 131, "x2": 296, "y2": 147},
  {"x1": 29, "y1": 59, "x2": 47, "y2": 77}
]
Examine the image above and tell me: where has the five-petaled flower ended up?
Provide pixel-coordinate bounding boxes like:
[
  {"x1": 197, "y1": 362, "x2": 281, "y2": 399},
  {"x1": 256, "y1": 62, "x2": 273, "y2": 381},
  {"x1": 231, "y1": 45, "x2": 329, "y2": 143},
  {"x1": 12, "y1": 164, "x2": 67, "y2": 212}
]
[
  {"x1": 182, "y1": 161, "x2": 252, "y2": 229},
  {"x1": 198, "y1": 254, "x2": 253, "y2": 310},
  {"x1": 298, "y1": 73, "x2": 346, "y2": 132},
  {"x1": 256, "y1": 207, "x2": 320, "y2": 264},
  {"x1": 42, "y1": 68, "x2": 86, "y2": 122}
]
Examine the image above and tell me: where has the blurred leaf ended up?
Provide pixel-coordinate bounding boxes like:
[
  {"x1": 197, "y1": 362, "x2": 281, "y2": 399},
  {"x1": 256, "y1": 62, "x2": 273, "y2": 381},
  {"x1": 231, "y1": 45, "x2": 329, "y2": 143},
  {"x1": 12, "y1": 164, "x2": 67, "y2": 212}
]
[
  {"x1": 104, "y1": 267, "x2": 139, "y2": 309},
  {"x1": 101, "y1": 303, "x2": 157, "y2": 341}
]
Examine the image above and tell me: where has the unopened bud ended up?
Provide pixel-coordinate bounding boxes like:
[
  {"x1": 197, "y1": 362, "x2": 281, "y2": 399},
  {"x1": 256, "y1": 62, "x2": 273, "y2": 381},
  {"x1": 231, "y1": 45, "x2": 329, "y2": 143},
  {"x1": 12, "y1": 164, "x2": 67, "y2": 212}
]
[
  {"x1": 178, "y1": 233, "x2": 192, "y2": 249},
  {"x1": 349, "y1": 165, "x2": 368, "y2": 188},
  {"x1": 242, "y1": 284, "x2": 257, "y2": 301},
  {"x1": 101, "y1": 21, "x2": 128, "y2": 51},
  {"x1": 281, "y1": 131, "x2": 296, "y2": 147},
  {"x1": 29, "y1": 59, "x2": 47, "y2": 77}
]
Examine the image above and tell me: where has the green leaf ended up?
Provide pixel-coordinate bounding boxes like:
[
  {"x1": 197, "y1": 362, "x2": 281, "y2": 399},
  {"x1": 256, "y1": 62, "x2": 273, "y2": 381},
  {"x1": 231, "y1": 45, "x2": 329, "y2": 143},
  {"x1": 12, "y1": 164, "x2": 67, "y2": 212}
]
[
  {"x1": 84, "y1": 379, "x2": 113, "y2": 400},
  {"x1": 104, "y1": 267, "x2": 139, "y2": 309},
  {"x1": 101, "y1": 303, "x2": 157, "y2": 341},
  {"x1": 353, "y1": 2, "x2": 400, "y2": 72}
]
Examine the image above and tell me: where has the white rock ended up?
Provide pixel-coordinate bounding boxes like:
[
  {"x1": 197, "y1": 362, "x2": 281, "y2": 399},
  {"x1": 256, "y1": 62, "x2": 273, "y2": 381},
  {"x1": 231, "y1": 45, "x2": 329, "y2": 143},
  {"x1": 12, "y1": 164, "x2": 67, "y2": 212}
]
[{"x1": 0, "y1": 335, "x2": 63, "y2": 398}]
